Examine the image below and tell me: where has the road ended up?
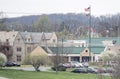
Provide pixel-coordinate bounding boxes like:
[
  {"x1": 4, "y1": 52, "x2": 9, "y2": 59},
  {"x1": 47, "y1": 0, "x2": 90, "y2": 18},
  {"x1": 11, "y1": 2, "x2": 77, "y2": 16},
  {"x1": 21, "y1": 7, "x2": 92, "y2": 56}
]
[
  {"x1": 6, "y1": 66, "x2": 51, "y2": 71},
  {"x1": 0, "y1": 77, "x2": 8, "y2": 79}
]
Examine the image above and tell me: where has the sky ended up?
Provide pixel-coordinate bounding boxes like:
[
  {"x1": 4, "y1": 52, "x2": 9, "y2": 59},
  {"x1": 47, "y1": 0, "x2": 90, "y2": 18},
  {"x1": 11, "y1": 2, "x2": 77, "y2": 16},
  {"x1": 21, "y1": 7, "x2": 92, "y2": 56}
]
[{"x1": 0, "y1": 0, "x2": 120, "y2": 18}]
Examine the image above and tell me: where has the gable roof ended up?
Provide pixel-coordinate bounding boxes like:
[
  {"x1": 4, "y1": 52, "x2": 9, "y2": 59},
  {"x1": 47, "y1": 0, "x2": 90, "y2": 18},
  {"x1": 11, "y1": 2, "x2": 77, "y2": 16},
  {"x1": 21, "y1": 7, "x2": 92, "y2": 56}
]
[
  {"x1": 30, "y1": 46, "x2": 48, "y2": 56},
  {"x1": 0, "y1": 31, "x2": 18, "y2": 46}
]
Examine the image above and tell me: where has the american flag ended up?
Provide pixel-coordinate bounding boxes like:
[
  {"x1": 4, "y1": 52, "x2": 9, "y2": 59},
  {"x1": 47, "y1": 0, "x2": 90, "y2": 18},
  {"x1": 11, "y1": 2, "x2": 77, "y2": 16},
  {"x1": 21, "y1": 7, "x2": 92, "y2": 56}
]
[{"x1": 85, "y1": 7, "x2": 90, "y2": 12}]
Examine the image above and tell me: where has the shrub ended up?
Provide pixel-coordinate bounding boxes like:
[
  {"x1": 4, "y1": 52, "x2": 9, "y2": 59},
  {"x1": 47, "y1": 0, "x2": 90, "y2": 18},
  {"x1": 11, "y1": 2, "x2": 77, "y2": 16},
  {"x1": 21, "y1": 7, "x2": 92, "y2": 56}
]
[
  {"x1": 51, "y1": 66, "x2": 66, "y2": 71},
  {"x1": 0, "y1": 53, "x2": 7, "y2": 68}
]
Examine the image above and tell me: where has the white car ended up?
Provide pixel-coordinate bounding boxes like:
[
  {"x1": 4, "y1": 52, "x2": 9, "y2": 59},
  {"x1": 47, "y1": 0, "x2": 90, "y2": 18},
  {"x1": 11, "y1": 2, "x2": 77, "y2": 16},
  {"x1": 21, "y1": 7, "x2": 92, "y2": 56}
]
[{"x1": 70, "y1": 61, "x2": 83, "y2": 68}]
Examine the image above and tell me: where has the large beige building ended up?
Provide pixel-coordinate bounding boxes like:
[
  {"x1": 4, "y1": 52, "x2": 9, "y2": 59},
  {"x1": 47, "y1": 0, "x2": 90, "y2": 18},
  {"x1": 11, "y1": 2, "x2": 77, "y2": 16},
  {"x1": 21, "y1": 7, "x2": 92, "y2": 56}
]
[
  {"x1": 0, "y1": 31, "x2": 25, "y2": 63},
  {"x1": 0, "y1": 31, "x2": 58, "y2": 63}
]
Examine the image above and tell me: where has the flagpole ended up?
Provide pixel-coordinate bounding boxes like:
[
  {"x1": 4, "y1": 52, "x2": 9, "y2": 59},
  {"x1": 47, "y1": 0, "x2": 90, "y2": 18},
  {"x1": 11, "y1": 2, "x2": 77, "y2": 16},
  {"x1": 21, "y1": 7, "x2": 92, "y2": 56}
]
[
  {"x1": 89, "y1": 5, "x2": 91, "y2": 62},
  {"x1": 85, "y1": 5, "x2": 92, "y2": 62}
]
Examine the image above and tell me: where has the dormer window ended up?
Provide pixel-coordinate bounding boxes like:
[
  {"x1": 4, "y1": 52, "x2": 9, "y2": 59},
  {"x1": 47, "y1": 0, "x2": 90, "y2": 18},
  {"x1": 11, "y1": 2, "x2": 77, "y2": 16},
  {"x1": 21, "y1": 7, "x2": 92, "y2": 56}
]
[
  {"x1": 28, "y1": 38, "x2": 30, "y2": 42},
  {"x1": 18, "y1": 38, "x2": 20, "y2": 42},
  {"x1": 108, "y1": 48, "x2": 110, "y2": 50}
]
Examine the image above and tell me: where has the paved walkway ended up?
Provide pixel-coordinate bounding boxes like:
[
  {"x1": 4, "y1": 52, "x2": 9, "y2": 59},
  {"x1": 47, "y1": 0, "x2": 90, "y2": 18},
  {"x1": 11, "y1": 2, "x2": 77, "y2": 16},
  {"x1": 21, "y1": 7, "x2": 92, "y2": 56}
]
[{"x1": 0, "y1": 77, "x2": 8, "y2": 79}]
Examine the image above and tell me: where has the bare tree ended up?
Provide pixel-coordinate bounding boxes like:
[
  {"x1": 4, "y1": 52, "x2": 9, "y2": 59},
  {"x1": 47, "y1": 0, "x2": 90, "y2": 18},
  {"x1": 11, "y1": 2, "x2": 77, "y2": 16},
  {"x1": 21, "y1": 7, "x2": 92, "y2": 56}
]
[
  {"x1": 30, "y1": 55, "x2": 48, "y2": 71},
  {"x1": 24, "y1": 46, "x2": 50, "y2": 71},
  {"x1": 111, "y1": 55, "x2": 120, "y2": 79},
  {"x1": 101, "y1": 51, "x2": 116, "y2": 66}
]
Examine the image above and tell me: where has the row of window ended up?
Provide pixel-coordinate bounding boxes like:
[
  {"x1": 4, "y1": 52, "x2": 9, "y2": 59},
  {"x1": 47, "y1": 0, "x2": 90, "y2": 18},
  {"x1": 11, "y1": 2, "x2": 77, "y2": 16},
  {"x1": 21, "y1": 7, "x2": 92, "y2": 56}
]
[
  {"x1": 17, "y1": 47, "x2": 21, "y2": 51},
  {"x1": 16, "y1": 47, "x2": 31, "y2": 52}
]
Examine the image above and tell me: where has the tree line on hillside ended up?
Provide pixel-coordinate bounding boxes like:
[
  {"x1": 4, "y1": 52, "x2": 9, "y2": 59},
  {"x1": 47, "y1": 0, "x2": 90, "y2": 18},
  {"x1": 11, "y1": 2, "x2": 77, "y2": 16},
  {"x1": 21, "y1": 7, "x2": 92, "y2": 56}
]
[{"x1": 0, "y1": 12, "x2": 120, "y2": 39}]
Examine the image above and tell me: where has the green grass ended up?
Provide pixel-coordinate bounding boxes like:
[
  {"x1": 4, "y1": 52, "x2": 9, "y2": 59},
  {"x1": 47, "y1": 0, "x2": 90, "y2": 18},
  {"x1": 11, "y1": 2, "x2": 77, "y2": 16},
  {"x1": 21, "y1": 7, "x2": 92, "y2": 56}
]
[{"x1": 0, "y1": 69, "x2": 111, "y2": 79}]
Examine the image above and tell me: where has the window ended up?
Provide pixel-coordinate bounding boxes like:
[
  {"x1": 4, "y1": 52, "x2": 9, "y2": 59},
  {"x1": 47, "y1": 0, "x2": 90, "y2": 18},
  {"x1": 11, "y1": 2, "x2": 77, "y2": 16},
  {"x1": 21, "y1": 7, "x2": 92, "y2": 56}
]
[
  {"x1": 17, "y1": 55, "x2": 21, "y2": 61},
  {"x1": 42, "y1": 38, "x2": 45, "y2": 41},
  {"x1": 108, "y1": 48, "x2": 110, "y2": 50},
  {"x1": 85, "y1": 50, "x2": 88, "y2": 52},
  {"x1": 119, "y1": 49, "x2": 120, "y2": 51},
  {"x1": 5, "y1": 47, "x2": 9, "y2": 51},
  {"x1": 25, "y1": 38, "x2": 27, "y2": 41},
  {"x1": 27, "y1": 47, "x2": 31, "y2": 53},
  {"x1": 6, "y1": 39, "x2": 9, "y2": 45},
  {"x1": 82, "y1": 43, "x2": 84, "y2": 47},
  {"x1": 53, "y1": 39, "x2": 56, "y2": 42},
  {"x1": 28, "y1": 38, "x2": 31, "y2": 42},
  {"x1": 13, "y1": 35, "x2": 15, "y2": 37},
  {"x1": 18, "y1": 38, "x2": 20, "y2": 42},
  {"x1": 6, "y1": 39, "x2": 9, "y2": 42},
  {"x1": 17, "y1": 47, "x2": 22, "y2": 52}
]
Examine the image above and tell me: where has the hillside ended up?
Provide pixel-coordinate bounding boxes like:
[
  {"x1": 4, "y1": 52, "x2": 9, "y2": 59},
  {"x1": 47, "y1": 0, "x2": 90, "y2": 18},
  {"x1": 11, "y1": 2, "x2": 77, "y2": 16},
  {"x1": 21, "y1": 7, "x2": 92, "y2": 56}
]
[{"x1": 2, "y1": 13, "x2": 120, "y2": 38}]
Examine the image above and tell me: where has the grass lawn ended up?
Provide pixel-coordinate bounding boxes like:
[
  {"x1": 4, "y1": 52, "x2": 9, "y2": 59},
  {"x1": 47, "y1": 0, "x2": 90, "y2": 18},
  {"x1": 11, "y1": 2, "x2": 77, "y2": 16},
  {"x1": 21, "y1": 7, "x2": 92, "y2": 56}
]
[{"x1": 0, "y1": 69, "x2": 111, "y2": 79}]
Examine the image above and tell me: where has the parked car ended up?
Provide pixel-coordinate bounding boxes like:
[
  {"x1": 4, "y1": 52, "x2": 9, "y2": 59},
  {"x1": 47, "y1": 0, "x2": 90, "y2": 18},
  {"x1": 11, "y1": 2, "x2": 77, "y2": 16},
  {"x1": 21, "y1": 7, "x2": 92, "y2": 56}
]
[
  {"x1": 71, "y1": 68, "x2": 88, "y2": 73},
  {"x1": 87, "y1": 67, "x2": 98, "y2": 73},
  {"x1": 58, "y1": 63, "x2": 70, "y2": 68},
  {"x1": 5, "y1": 62, "x2": 20, "y2": 67},
  {"x1": 82, "y1": 62, "x2": 89, "y2": 68},
  {"x1": 69, "y1": 61, "x2": 83, "y2": 68},
  {"x1": 63, "y1": 63, "x2": 71, "y2": 68}
]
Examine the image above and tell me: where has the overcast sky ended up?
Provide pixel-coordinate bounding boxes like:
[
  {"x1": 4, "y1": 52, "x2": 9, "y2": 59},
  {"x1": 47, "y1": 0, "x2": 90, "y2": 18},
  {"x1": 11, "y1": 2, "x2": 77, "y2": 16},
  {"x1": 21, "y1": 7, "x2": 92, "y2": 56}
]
[{"x1": 0, "y1": 0, "x2": 120, "y2": 17}]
